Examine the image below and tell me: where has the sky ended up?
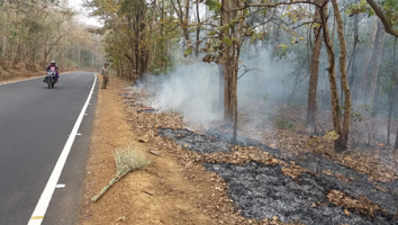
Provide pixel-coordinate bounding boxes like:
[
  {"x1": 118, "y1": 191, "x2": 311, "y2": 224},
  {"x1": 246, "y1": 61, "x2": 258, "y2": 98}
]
[{"x1": 69, "y1": 0, "x2": 102, "y2": 27}]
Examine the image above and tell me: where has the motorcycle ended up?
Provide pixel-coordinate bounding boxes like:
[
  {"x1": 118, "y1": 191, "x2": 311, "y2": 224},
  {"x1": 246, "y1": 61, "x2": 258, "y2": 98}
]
[{"x1": 44, "y1": 67, "x2": 57, "y2": 89}]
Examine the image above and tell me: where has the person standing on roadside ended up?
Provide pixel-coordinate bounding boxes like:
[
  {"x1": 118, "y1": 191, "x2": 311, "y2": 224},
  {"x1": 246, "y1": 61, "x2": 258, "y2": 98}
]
[{"x1": 101, "y1": 62, "x2": 110, "y2": 89}]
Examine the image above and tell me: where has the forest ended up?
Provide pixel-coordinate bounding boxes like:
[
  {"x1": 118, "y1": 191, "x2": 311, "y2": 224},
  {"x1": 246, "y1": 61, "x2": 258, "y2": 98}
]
[
  {"x1": 0, "y1": 0, "x2": 103, "y2": 80},
  {"x1": 86, "y1": 0, "x2": 398, "y2": 152},
  {"x1": 81, "y1": 1, "x2": 398, "y2": 222},
  {"x1": 83, "y1": 1, "x2": 398, "y2": 221},
  {"x1": 1, "y1": 0, "x2": 397, "y2": 224}
]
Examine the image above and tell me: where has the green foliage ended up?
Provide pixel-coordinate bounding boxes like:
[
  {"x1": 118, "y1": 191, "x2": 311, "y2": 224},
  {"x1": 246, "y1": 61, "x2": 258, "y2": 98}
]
[
  {"x1": 223, "y1": 37, "x2": 233, "y2": 47},
  {"x1": 383, "y1": 0, "x2": 398, "y2": 25},
  {"x1": 89, "y1": 0, "x2": 181, "y2": 78},
  {"x1": 274, "y1": 43, "x2": 289, "y2": 58},
  {"x1": 184, "y1": 47, "x2": 193, "y2": 57},
  {"x1": 346, "y1": 0, "x2": 374, "y2": 16},
  {"x1": 205, "y1": 0, "x2": 221, "y2": 12}
]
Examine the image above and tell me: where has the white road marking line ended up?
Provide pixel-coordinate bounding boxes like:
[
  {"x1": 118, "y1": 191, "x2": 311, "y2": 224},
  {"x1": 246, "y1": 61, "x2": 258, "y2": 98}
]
[
  {"x1": 27, "y1": 74, "x2": 97, "y2": 225},
  {"x1": 76, "y1": 133, "x2": 82, "y2": 136},
  {"x1": 55, "y1": 184, "x2": 65, "y2": 189}
]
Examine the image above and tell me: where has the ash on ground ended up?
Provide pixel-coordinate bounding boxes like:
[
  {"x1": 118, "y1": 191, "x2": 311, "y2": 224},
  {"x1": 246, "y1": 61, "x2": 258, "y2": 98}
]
[
  {"x1": 158, "y1": 128, "x2": 231, "y2": 153},
  {"x1": 158, "y1": 127, "x2": 398, "y2": 225},
  {"x1": 206, "y1": 162, "x2": 395, "y2": 225}
]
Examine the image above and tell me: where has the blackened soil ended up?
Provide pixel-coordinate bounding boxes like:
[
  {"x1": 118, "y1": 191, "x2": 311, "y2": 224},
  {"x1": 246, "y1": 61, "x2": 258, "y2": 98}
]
[
  {"x1": 294, "y1": 153, "x2": 398, "y2": 216},
  {"x1": 158, "y1": 128, "x2": 232, "y2": 153},
  {"x1": 158, "y1": 127, "x2": 398, "y2": 225},
  {"x1": 205, "y1": 162, "x2": 396, "y2": 225}
]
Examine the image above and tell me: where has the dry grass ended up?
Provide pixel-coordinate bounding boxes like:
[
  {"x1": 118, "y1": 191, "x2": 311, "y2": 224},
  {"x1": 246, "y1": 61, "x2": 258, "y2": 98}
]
[
  {"x1": 114, "y1": 146, "x2": 150, "y2": 172},
  {"x1": 91, "y1": 147, "x2": 150, "y2": 202}
]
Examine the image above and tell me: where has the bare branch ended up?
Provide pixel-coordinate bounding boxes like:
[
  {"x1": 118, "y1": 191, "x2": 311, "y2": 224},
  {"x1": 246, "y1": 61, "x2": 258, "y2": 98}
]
[
  {"x1": 230, "y1": 0, "x2": 323, "y2": 11},
  {"x1": 366, "y1": 0, "x2": 398, "y2": 38}
]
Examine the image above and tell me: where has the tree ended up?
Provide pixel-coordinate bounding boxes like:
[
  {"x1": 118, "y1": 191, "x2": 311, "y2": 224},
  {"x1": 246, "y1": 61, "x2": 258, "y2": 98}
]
[
  {"x1": 319, "y1": 0, "x2": 352, "y2": 152},
  {"x1": 0, "y1": 0, "x2": 102, "y2": 75},
  {"x1": 85, "y1": 0, "x2": 179, "y2": 80},
  {"x1": 170, "y1": 0, "x2": 191, "y2": 49},
  {"x1": 366, "y1": 0, "x2": 398, "y2": 38},
  {"x1": 386, "y1": 38, "x2": 397, "y2": 145},
  {"x1": 220, "y1": 0, "x2": 245, "y2": 142},
  {"x1": 306, "y1": 0, "x2": 326, "y2": 134}
]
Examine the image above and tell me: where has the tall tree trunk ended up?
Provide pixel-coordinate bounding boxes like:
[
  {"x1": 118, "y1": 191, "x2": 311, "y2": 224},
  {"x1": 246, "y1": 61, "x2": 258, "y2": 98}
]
[
  {"x1": 306, "y1": 0, "x2": 325, "y2": 134},
  {"x1": 394, "y1": 94, "x2": 398, "y2": 149},
  {"x1": 386, "y1": 37, "x2": 396, "y2": 145},
  {"x1": 135, "y1": 15, "x2": 141, "y2": 76},
  {"x1": 332, "y1": 0, "x2": 351, "y2": 152},
  {"x1": 367, "y1": 21, "x2": 385, "y2": 145},
  {"x1": 321, "y1": 0, "x2": 351, "y2": 152},
  {"x1": 195, "y1": 0, "x2": 201, "y2": 57},
  {"x1": 221, "y1": 0, "x2": 242, "y2": 143},
  {"x1": 369, "y1": 22, "x2": 385, "y2": 108},
  {"x1": 160, "y1": 0, "x2": 166, "y2": 70},
  {"x1": 349, "y1": 14, "x2": 359, "y2": 101},
  {"x1": 387, "y1": 92, "x2": 393, "y2": 145},
  {"x1": 1, "y1": 36, "x2": 6, "y2": 58},
  {"x1": 221, "y1": 0, "x2": 234, "y2": 121},
  {"x1": 395, "y1": 125, "x2": 398, "y2": 150},
  {"x1": 218, "y1": 64, "x2": 225, "y2": 113},
  {"x1": 362, "y1": 20, "x2": 385, "y2": 103},
  {"x1": 320, "y1": 2, "x2": 341, "y2": 137},
  {"x1": 394, "y1": 39, "x2": 398, "y2": 150}
]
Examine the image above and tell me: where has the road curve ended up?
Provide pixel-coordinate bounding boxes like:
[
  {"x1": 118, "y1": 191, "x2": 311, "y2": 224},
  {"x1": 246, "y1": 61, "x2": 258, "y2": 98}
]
[{"x1": 0, "y1": 72, "x2": 96, "y2": 225}]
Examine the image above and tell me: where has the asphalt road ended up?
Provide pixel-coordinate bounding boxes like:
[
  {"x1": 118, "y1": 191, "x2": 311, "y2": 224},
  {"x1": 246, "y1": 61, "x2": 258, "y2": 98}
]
[{"x1": 0, "y1": 72, "x2": 97, "y2": 225}]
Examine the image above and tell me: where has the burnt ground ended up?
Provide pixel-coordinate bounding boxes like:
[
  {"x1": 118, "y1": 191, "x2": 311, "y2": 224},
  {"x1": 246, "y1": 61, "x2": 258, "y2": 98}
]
[{"x1": 158, "y1": 127, "x2": 398, "y2": 225}]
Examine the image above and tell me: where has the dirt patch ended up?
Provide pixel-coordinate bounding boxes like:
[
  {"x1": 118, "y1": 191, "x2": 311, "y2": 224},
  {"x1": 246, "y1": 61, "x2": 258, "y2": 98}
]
[{"x1": 78, "y1": 77, "x2": 265, "y2": 225}]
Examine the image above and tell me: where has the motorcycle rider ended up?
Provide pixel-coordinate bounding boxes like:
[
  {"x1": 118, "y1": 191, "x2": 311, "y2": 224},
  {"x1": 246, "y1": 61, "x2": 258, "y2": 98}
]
[{"x1": 46, "y1": 60, "x2": 59, "y2": 82}]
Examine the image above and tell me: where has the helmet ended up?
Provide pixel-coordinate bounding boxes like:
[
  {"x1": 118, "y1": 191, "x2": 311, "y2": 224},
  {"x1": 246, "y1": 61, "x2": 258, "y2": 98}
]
[{"x1": 50, "y1": 60, "x2": 56, "y2": 64}]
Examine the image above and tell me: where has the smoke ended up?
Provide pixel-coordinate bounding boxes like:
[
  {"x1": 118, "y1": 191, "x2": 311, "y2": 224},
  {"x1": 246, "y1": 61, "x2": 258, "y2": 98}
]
[
  {"x1": 141, "y1": 62, "x2": 222, "y2": 125},
  {"x1": 137, "y1": 47, "x2": 296, "y2": 130}
]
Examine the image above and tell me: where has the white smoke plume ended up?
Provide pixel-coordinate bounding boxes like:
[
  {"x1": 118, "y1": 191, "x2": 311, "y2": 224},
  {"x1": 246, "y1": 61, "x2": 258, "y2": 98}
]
[{"x1": 137, "y1": 48, "x2": 296, "y2": 130}]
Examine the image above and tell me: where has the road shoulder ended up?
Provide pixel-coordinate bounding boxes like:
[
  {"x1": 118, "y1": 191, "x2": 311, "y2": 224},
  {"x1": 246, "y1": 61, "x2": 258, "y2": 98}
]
[{"x1": 77, "y1": 77, "x2": 236, "y2": 225}]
